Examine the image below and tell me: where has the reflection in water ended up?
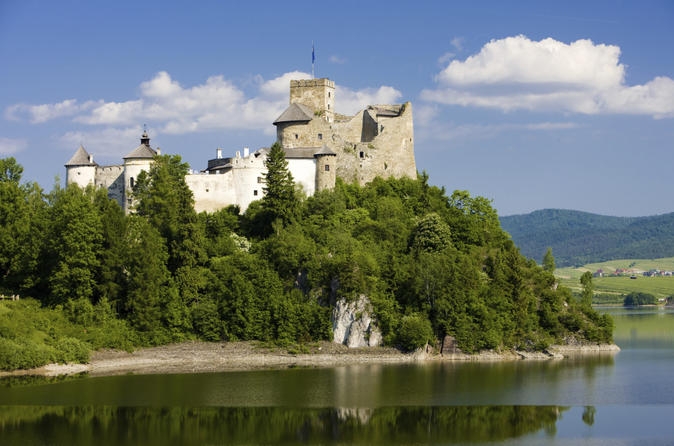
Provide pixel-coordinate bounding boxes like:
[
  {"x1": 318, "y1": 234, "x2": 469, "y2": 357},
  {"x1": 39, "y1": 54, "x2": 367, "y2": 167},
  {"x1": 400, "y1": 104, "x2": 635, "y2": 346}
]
[{"x1": 0, "y1": 405, "x2": 566, "y2": 445}]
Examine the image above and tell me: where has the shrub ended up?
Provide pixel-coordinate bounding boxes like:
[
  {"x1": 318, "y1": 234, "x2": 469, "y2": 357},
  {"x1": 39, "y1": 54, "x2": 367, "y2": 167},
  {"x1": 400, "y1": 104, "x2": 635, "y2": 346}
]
[
  {"x1": 396, "y1": 313, "x2": 434, "y2": 352},
  {"x1": 51, "y1": 336, "x2": 90, "y2": 364}
]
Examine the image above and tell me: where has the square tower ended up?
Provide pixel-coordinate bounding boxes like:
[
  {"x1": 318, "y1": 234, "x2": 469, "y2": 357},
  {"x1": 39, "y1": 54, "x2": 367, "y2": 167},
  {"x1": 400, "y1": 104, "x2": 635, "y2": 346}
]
[{"x1": 289, "y1": 78, "x2": 335, "y2": 123}]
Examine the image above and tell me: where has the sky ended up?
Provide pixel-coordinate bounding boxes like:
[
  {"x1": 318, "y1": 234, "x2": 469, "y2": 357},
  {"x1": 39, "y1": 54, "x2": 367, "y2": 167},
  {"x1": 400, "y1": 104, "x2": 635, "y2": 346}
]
[{"x1": 1, "y1": 0, "x2": 673, "y2": 217}]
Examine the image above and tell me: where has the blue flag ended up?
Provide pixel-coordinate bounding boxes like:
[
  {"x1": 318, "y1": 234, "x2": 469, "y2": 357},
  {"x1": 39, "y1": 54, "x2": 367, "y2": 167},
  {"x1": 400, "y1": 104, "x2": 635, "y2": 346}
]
[{"x1": 312, "y1": 44, "x2": 315, "y2": 64}]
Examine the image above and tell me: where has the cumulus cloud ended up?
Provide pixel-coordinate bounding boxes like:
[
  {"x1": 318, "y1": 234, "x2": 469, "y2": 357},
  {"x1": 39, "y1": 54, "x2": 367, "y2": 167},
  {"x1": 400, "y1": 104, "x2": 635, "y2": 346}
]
[
  {"x1": 0, "y1": 137, "x2": 27, "y2": 155},
  {"x1": 422, "y1": 35, "x2": 674, "y2": 117},
  {"x1": 6, "y1": 70, "x2": 401, "y2": 136},
  {"x1": 5, "y1": 99, "x2": 100, "y2": 123},
  {"x1": 5, "y1": 70, "x2": 404, "y2": 155},
  {"x1": 336, "y1": 85, "x2": 403, "y2": 115}
]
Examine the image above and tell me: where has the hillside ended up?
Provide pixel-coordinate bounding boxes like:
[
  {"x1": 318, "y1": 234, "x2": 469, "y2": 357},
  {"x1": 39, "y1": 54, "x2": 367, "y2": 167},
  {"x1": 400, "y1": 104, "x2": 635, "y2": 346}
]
[{"x1": 499, "y1": 209, "x2": 674, "y2": 267}]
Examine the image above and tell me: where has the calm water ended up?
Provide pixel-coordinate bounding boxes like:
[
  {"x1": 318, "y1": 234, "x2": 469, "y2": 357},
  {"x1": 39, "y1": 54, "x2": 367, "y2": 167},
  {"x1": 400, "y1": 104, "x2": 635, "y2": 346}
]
[{"x1": 1, "y1": 307, "x2": 673, "y2": 445}]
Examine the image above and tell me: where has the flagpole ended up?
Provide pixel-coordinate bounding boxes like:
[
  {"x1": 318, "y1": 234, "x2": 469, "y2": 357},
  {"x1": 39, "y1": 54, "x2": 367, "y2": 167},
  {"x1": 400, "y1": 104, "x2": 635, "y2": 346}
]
[{"x1": 312, "y1": 41, "x2": 315, "y2": 79}]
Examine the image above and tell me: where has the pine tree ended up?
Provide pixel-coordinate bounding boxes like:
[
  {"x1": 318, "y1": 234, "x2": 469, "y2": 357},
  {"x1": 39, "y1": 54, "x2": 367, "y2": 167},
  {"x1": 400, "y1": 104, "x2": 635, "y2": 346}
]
[
  {"x1": 542, "y1": 247, "x2": 555, "y2": 273},
  {"x1": 262, "y1": 142, "x2": 297, "y2": 226}
]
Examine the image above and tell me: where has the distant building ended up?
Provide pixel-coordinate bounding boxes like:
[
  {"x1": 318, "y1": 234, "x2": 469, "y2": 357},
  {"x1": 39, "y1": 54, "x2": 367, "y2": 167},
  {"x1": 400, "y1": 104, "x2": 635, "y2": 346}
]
[{"x1": 65, "y1": 77, "x2": 417, "y2": 213}]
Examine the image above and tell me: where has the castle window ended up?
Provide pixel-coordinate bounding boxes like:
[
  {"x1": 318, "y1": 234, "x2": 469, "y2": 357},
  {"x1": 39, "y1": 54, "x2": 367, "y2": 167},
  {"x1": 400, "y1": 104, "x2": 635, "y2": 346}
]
[
  {"x1": 295, "y1": 134, "x2": 299, "y2": 139},
  {"x1": 257, "y1": 176, "x2": 264, "y2": 183},
  {"x1": 324, "y1": 164, "x2": 330, "y2": 172},
  {"x1": 327, "y1": 104, "x2": 330, "y2": 110},
  {"x1": 130, "y1": 177, "x2": 134, "y2": 188},
  {"x1": 318, "y1": 133, "x2": 323, "y2": 140},
  {"x1": 359, "y1": 151, "x2": 364, "y2": 159},
  {"x1": 253, "y1": 190, "x2": 258, "y2": 196}
]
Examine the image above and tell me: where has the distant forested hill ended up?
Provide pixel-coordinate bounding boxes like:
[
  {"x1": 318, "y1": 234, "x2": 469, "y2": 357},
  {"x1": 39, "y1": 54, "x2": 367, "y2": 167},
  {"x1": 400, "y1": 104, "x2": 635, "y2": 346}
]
[{"x1": 499, "y1": 209, "x2": 674, "y2": 266}]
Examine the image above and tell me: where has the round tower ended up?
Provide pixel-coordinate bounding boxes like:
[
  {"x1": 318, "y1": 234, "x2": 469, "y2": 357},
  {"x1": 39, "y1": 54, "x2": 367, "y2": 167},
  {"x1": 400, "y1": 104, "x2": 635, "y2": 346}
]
[
  {"x1": 65, "y1": 145, "x2": 97, "y2": 188},
  {"x1": 123, "y1": 130, "x2": 156, "y2": 212},
  {"x1": 314, "y1": 145, "x2": 337, "y2": 192}
]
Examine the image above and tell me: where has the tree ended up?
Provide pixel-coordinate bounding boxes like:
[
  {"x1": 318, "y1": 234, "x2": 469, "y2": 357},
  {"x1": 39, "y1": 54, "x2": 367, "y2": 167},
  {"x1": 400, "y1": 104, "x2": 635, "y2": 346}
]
[
  {"x1": 133, "y1": 154, "x2": 205, "y2": 273},
  {"x1": 262, "y1": 142, "x2": 298, "y2": 227},
  {"x1": 580, "y1": 271, "x2": 594, "y2": 307},
  {"x1": 0, "y1": 158, "x2": 39, "y2": 294},
  {"x1": 0, "y1": 157, "x2": 23, "y2": 183},
  {"x1": 409, "y1": 213, "x2": 452, "y2": 253},
  {"x1": 44, "y1": 184, "x2": 103, "y2": 306},
  {"x1": 122, "y1": 215, "x2": 172, "y2": 336},
  {"x1": 542, "y1": 247, "x2": 555, "y2": 273}
]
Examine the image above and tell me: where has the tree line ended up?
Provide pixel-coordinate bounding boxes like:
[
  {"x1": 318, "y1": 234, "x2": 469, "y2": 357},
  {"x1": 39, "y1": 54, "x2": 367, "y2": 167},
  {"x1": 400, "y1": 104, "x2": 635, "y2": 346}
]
[{"x1": 0, "y1": 146, "x2": 612, "y2": 370}]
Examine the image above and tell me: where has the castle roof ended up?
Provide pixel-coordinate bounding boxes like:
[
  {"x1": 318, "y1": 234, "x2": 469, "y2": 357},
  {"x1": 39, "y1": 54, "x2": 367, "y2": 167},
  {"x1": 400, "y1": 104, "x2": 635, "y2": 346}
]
[
  {"x1": 283, "y1": 146, "x2": 327, "y2": 159},
  {"x1": 273, "y1": 103, "x2": 314, "y2": 125},
  {"x1": 65, "y1": 145, "x2": 98, "y2": 167},
  {"x1": 314, "y1": 144, "x2": 336, "y2": 157},
  {"x1": 124, "y1": 131, "x2": 157, "y2": 159}
]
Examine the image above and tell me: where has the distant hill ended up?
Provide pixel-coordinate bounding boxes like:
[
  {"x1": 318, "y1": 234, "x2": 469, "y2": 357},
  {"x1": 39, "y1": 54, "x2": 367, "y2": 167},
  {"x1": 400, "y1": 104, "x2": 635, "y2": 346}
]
[{"x1": 499, "y1": 209, "x2": 674, "y2": 267}]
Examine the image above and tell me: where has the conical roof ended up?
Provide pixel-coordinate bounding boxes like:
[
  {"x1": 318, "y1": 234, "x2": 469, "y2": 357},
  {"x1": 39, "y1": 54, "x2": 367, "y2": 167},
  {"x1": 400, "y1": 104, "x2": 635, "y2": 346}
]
[
  {"x1": 65, "y1": 145, "x2": 97, "y2": 167},
  {"x1": 314, "y1": 144, "x2": 336, "y2": 157},
  {"x1": 273, "y1": 103, "x2": 314, "y2": 125},
  {"x1": 124, "y1": 131, "x2": 157, "y2": 159}
]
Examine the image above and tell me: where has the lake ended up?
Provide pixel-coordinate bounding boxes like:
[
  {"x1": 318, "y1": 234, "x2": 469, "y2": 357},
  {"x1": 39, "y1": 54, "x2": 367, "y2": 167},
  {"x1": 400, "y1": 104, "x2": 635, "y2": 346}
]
[{"x1": 1, "y1": 306, "x2": 673, "y2": 445}]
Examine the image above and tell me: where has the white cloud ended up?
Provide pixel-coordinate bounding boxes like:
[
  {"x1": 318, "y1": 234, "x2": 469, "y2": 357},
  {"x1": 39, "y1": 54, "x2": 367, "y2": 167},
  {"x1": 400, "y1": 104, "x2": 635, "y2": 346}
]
[
  {"x1": 6, "y1": 71, "x2": 320, "y2": 136},
  {"x1": 7, "y1": 71, "x2": 401, "y2": 150},
  {"x1": 0, "y1": 137, "x2": 27, "y2": 155},
  {"x1": 329, "y1": 55, "x2": 346, "y2": 64},
  {"x1": 450, "y1": 37, "x2": 464, "y2": 52},
  {"x1": 422, "y1": 35, "x2": 674, "y2": 118},
  {"x1": 336, "y1": 86, "x2": 403, "y2": 115},
  {"x1": 421, "y1": 121, "x2": 579, "y2": 143},
  {"x1": 258, "y1": 71, "x2": 310, "y2": 97},
  {"x1": 5, "y1": 99, "x2": 100, "y2": 123},
  {"x1": 59, "y1": 127, "x2": 144, "y2": 158}
]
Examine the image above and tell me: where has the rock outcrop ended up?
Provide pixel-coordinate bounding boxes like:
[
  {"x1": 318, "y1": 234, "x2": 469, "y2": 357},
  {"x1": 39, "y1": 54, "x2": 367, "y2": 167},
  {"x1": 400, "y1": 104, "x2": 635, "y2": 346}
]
[{"x1": 332, "y1": 295, "x2": 382, "y2": 348}]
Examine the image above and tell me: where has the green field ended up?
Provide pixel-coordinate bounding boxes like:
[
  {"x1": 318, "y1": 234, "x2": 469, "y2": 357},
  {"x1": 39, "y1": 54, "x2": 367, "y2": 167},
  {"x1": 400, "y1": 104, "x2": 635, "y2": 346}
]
[{"x1": 556, "y1": 257, "x2": 674, "y2": 300}]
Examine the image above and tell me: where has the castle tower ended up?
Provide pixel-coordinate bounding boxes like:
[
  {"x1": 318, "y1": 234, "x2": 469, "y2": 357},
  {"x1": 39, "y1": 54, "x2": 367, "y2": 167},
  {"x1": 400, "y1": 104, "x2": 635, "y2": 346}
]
[
  {"x1": 289, "y1": 78, "x2": 335, "y2": 123},
  {"x1": 65, "y1": 145, "x2": 97, "y2": 188},
  {"x1": 314, "y1": 145, "x2": 337, "y2": 192},
  {"x1": 123, "y1": 130, "x2": 157, "y2": 212}
]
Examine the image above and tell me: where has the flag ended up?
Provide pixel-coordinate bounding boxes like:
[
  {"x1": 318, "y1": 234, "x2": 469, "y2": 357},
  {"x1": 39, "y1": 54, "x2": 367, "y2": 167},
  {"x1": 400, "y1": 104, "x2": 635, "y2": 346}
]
[{"x1": 312, "y1": 43, "x2": 315, "y2": 64}]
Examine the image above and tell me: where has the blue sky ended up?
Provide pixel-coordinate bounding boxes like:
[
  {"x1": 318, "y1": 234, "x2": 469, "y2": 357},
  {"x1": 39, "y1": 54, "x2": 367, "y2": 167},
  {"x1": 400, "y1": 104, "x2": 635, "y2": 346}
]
[{"x1": 1, "y1": 0, "x2": 673, "y2": 217}]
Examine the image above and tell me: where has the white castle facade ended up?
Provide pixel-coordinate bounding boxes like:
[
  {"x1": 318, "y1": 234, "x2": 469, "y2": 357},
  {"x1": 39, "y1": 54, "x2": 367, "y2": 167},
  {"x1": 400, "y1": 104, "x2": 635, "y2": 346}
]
[{"x1": 65, "y1": 78, "x2": 417, "y2": 213}]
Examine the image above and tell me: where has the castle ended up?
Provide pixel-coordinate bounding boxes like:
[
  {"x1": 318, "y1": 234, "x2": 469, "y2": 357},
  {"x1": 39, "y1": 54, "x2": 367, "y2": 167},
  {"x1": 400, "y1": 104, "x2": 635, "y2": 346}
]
[{"x1": 65, "y1": 78, "x2": 417, "y2": 213}]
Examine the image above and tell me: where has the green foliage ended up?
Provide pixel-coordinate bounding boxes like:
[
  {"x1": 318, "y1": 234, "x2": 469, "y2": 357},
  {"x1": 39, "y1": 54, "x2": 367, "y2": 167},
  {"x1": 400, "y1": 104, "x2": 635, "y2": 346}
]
[
  {"x1": 623, "y1": 292, "x2": 658, "y2": 306},
  {"x1": 43, "y1": 184, "x2": 103, "y2": 306},
  {"x1": 542, "y1": 247, "x2": 555, "y2": 273},
  {"x1": 0, "y1": 298, "x2": 136, "y2": 370},
  {"x1": 261, "y1": 142, "x2": 298, "y2": 229},
  {"x1": 580, "y1": 271, "x2": 594, "y2": 308},
  {"x1": 0, "y1": 157, "x2": 616, "y2": 371},
  {"x1": 0, "y1": 162, "x2": 46, "y2": 295},
  {"x1": 396, "y1": 313, "x2": 434, "y2": 351}
]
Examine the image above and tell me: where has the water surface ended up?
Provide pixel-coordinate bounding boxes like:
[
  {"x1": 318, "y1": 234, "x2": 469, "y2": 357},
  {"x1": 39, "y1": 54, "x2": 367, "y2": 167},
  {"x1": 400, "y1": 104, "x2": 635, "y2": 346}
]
[{"x1": 1, "y1": 306, "x2": 673, "y2": 445}]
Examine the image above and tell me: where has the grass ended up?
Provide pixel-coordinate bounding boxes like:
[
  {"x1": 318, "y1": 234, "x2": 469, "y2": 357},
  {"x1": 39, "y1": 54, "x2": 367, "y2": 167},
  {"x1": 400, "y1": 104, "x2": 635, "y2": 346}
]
[{"x1": 556, "y1": 257, "x2": 674, "y2": 300}]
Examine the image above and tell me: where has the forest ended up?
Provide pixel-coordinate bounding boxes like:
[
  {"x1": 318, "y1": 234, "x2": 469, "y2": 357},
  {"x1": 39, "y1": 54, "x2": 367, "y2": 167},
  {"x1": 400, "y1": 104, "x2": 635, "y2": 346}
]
[
  {"x1": 500, "y1": 209, "x2": 674, "y2": 266},
  {"x1": 0, "y1": 145, "x2": 613, "y2": 370}
]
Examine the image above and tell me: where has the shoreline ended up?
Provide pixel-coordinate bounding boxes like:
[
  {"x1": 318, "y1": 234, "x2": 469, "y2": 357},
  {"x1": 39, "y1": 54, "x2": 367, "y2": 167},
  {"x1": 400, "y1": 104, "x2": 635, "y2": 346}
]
[{"x1": 0, "y1": 341, "x2": 621, "y2": 378}]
